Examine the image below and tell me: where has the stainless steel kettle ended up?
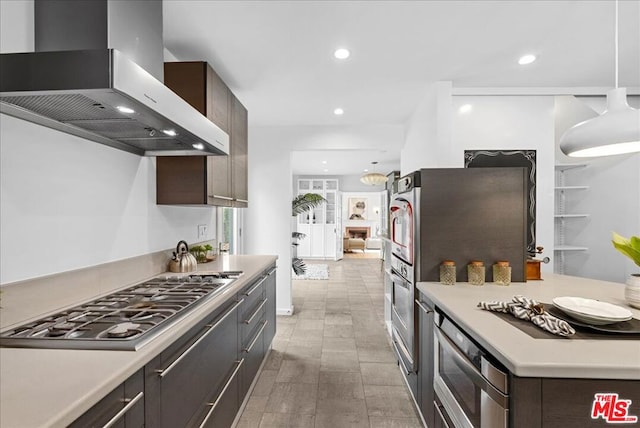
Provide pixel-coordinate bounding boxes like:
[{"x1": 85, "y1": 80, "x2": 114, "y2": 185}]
[{"x1": 168, "y1": 240, "x2": 198, "y2": 273}]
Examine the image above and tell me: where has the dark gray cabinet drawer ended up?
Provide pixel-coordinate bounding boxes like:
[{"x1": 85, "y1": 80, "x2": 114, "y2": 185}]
[
  {"x1": 69, "y1": 369, "x2": 144, "y2": 428},
  {"x1": 263, "y1": 266, "x2": 277, "y2": 347},
  {"x1": 145, "y1": 299, "x2": 240, "y2": 428}
]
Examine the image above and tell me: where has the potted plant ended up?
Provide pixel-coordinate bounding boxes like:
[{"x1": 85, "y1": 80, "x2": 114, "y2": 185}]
[
  {"x1": 612, "y1": 232, "x2": 640, "y2": 308},
  {"x1": 291, "y1": 193, "x2": 326, "y2": 275},
  {"x1": 189, "y1": 244, "x2": 215, "y2": 263}
]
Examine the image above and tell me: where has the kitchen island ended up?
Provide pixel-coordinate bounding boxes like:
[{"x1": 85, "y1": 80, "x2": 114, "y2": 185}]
[
  {"x1": 417, "y1": 273, "x2": 640, "y2": 428},
  {"x1": 0, "y1": 254, "x2": 277, "y2": 428}
]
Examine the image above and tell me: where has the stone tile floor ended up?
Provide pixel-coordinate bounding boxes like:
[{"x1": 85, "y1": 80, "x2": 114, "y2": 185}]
[{"x1": 235, "y1": 258, "x2": 423, "y2": 428}]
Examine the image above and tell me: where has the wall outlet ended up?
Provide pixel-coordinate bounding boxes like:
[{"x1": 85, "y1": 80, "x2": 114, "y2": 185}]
[{"x1": 197, "y1": 224, "x2": 208, "y2": 240}]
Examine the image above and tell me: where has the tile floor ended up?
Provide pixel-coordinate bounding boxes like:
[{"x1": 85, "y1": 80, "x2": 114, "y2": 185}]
[{"x1": 235, "y1": 258, "x2": 423, "y2": 428}]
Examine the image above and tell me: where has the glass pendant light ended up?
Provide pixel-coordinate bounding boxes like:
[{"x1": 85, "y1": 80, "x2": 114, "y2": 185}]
[{"x1": 560, "y1": 0, "x2": 640, "y2": 157}]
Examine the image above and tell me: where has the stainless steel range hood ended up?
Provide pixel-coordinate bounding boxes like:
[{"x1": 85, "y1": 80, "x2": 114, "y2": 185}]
[{"x1": 0, "y1": 0, "x2": 229, "y2": 156}]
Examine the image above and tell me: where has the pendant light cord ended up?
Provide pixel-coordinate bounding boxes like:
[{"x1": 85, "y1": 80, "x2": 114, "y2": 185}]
[{"x1": 615, "y1": 0, "x2": 619, "y2": 89}]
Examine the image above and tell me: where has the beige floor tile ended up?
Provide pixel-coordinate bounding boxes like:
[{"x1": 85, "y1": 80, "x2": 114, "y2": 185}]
[
  {"x1": 318, "y1": 381, "x2": 364, "y2": 399},
  {"x1": 324, "y1": 313, "x2": 354, "y2": 325},
  {"x1": 323, "y1": 324, "x2": 355, "y2": 338},
  {"x1": 322, "y1": 337, "x2": 358, "y2": 352},
  {"x1": 319, "y1": 370, "x2": 363, "y2": 384},
  {"x1": 284, "y1": 341, "x2": 323, "y2": 360},
  {"x1": 320, "y1": 350, "x2": 361, "y2": 372},
  {"x1": 259, "y1": 412, "x2": 315, "y2": 427},
  {"x1": 368, "y1": 416, "x2": 424, "y2": 428},
  {"x1": 264, "y1": 383, "x2": 318, "y2": 414},
  {"x1": 364, "y1": 385, "x2": 418, "y2": 418},
  {"x1": 275, "y1": 359, "x2": 321, "y2": 383},
  {"x1": 357, "y1": 344, "x2": 397, "y2": 363},
  {"x1": 314, "y1": 412, "x2": 370, "y2": 428},
  {"x1": 290, "y1": 328, "x2": 324, "y2": 343},
  {"x1": 316, "y1": 396, "x2": 368, "y2": 416},
  {"x1": 296, "y1": 318, "x2": 325, "y2": 331},
  {"x1": 251, "y1": 369, "x2": 279, "y2": 396},
  {"x1": 360, "y1": 362, "x2": 405, "y2": 386},
  {"x1": 243, "y1": 395, "x2": 269, "y2": 413},
  {"x1": 235, "y1": 411, "x2": 263, "y2": 428},
  {"x1": 297, "y1": 309, "x2": 326, "y2": 319}
]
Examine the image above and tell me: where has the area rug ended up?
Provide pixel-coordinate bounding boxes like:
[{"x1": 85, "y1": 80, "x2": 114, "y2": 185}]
[{"x1": 293, "y1": 264, "x2": 329, "y2": 280}]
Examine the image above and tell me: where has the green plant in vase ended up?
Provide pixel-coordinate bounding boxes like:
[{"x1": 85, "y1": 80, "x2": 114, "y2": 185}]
[
  {"x1": 612, "y1": 232, "x2": 640, "y2": 308},
  {"x1": 189, "y1": 244, "x2": 214, "y2": 263}
]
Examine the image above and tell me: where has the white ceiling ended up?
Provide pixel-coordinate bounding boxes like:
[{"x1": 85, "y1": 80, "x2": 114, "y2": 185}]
[{"x1": 163, "y1": 0, "x2": 640, "y2": 175}]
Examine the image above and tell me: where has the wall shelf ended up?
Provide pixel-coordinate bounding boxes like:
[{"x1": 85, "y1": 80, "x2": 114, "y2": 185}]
[
  {"x1": 554, "y1": 246, "x2": 589, "y2": 251},
  {"x1": 554, "y1": 186, "x2": 589, "y2": 191},
  {"x1": 555, "y1": 163, "x2": 587, "y2": 171},
  {"x1": 554, "y1": 214, "x2": 589, "y2": 218},
  {"x1": 554, "y1": 164, "x2": 588, "y2": 275}
]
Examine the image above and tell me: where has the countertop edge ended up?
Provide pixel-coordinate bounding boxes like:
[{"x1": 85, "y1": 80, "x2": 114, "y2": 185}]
[
  {"x1": 416, "y1": 275, "x2": 640, "y2": 380},
  {"x1": 0, "y1": 255, "x2": 278, "y2": 428}
]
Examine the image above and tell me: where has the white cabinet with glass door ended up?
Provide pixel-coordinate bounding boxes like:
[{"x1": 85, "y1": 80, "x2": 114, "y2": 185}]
[{"x1": 296, "y1": 178, "x2": 341, "y2": 260}]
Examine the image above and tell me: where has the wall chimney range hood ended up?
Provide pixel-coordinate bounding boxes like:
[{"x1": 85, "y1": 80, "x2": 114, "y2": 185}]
[{"x1": 0, "y1": 0, "x2": 229, "y2": 156}]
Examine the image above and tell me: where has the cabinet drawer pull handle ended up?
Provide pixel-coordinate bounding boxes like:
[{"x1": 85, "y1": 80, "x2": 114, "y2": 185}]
[
  {"x1": 200, "y1": 359, "x2": 244, "y2": 428},
  {"x1": 266, "y1": 266, "x2": 277, "y2": 276},
  {"x1": 243, "y1": 276, "x2": 267, "y2": 296},
  {"x1": 243, "y1": 320, "x2": 268, "y2": 353},
  {"x1": 209, "y1": 194, "x2": 234, "y2": 201},
  {"x1": 244, "y1": 298, "x2": 268, "y2": 324},
  {"x1": 101, "y1": 391, "x2": 144, "y2": 428},
  {"x1": 156, "y1": 300, "x2": 242, "y2": 378},
  {"x1": 235, "y1": 198, "x2": 249, "y2": 203},
  {"x1": 415, "y1": 299, "x2": 433, "y2": 314}
]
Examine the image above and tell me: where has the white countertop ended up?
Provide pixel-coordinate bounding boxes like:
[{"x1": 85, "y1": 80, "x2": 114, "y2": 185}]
[
  {"x1": 0, "y1": 254, "x2": 277, "y2": 428},
  {"x1": 417, "y1": 273, "x2": 640, "y2": 380}
]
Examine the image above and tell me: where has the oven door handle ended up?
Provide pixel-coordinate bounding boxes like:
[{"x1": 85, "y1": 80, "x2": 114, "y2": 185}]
[
  {"x1": 435, "y1": 328, "x2": 508, "y2": 407},
  {"x1": 390, "y1": 270, "x2": 410, "y2": 289}
]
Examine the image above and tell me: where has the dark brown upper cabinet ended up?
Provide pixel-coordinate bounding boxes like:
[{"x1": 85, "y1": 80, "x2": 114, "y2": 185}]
[{"x1": 156, "y1": 62, "x2": 248, "y2": 207}]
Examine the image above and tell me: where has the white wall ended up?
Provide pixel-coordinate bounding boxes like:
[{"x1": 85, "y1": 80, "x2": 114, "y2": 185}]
[
  {"x1": 245, "y1": 133, "x2": 294, "y2": 314},
  {"x1": 0, "y1": 115, "x2": 217, "y2": 284},
  {"x1": 555, "y1": 95, "x2": 640, "y2": 283},
  {"x1": 403, "y1": 88, "x2": 556, "y2": 274},
  {"x1": 247, "y1": 125, "x2": 403, "y2": 315}
]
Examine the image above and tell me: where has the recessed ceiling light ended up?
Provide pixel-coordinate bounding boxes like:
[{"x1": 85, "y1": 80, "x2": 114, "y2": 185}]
[
  {"x1": 192, "y1": 143, "x2": 204, "y2": 150},
  {"x1": 459, "y1": 104, "x2": 473, "y2": 114},
  {"x1": 334, "y1": 48, "x2": 350, "y2": 59},
  {"x1": 162, "y1": 129, "x2": 177, "y2": 136},
  {"x1": 322, "y1": 160, "x2": 327, "y2": 164},
  {"x1": 518, "y1": 54, "x2": 536, "y2": 65},
  {"x1": 363, "y1": 169, "x2": 369, "y2": 172},
  {"x1": 323, "y1": 169, "x2": 329, "y2": 172},
  {"x1": 334, "y1": 108, "x2": 344, "y2": 115},
  {"x1": 116, "y1": 106, "x2": 135, "y2": 114}
]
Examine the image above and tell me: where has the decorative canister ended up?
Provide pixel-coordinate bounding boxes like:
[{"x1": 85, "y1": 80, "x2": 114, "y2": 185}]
[
  {"x1": 467, "y1": 261, "x2": 485, "y2": 285},
  {"x1": 493, "y1": 261, "x2": 512, "y2": 286},
  {"x1": 439, "y1": 260, "x2": 456, "y2": 285}
]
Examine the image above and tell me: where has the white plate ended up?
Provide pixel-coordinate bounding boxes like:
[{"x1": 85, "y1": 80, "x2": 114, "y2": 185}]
[{"x1": 552, "y1": 296, "x2": 633, "y2": 325}]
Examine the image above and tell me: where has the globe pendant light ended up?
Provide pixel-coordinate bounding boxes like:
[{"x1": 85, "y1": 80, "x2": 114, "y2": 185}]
[
  {"x1": 360, "y1": 161, "x2": 388, "y2": 186},
  {"x1": 559, "y1": 0, "x2": 640, "y2": 157}
]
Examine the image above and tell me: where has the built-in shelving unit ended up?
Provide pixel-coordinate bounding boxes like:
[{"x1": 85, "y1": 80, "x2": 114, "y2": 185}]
[
  {"x1": 554, "y1": 164, "x2": 589, "y2": 274},
  {"x1": 296, "y1": 179, "x2": 342, "y2": 260}
]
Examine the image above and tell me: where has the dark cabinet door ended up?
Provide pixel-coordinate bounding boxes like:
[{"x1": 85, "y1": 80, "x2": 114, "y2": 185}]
[
  {"x1": 164, "y1": 61, "x2": 229, "y2": 133},
  {"x1": 69, "y1": 369, "x2": 144, "y2": 428},
  {"x1": 145, "y1": 299, "x2": 240, "y2": 428},
  {"x1": 158, "y1": 61, "x2": 248, "y2": 207},
  {"x1": 417, "y1": 291, "x2": 435, "y2": 428},
  {"x1": 230, "y1": 93, "x2": 248, "y2": 207}
]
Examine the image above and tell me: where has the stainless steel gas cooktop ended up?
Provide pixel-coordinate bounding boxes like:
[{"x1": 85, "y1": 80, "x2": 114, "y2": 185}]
[{"x1": 0, "y1": 272, "x2": 243, "y2": 351}]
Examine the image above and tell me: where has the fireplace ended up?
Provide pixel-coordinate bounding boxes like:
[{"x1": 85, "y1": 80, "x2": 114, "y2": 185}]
[{"x1": 345, "y1": 227, "x2": 370, "y2": 239}]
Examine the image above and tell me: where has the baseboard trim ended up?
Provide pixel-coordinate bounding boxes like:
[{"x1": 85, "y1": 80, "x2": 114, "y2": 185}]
[{"x1": 276, "y1": 305, "x2": 294, "y2": 316}]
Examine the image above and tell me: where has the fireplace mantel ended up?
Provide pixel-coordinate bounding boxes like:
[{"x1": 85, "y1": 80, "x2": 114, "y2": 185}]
[{"x1": 345, "y1": 227, "x2": 370, "y2": 239}]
